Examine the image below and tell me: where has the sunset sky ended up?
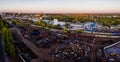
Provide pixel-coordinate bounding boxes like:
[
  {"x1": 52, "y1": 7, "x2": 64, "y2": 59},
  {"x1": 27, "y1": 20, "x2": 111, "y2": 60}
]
[{"x1": 0, "y1": 0, "x2": 120, "y2": 13}]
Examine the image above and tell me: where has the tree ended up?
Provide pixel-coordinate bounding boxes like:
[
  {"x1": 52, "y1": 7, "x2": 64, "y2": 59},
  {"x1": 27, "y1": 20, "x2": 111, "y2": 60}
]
[
  {"x1": 72, "y1": 16, "x2": 78, "y2": 23},
  {"x1": 0, "y1": 16, "x2": 4, "y2": 30},
  {"x1": 77, "y1": 16, "x2": 86, "y2": 23},
  {"x1": 111, "y1": 20, "x2": 120, "y2": 25},
  {"x1": 2, "y1": 26, "x2": 15, "y2": 57},
  {"x1": 63, "y1": 28, "x2": 69, "y2": 33},
  {"x1": 76, "y1": 29, "x2": 83, "y2": 34},
  {"x1": 65, "y1": 23, "x2": 70, "y2": 28},
  {"x1": 47, "y1": 24, "x2": 53, "y2": 28},
  {"x1": 0, "y1": 15, "x2": 15, "y2": 57},
  {"x1": 35, "y1": 21, "x2": 46, "y2": 27},
  {"x1": 54, "y1": 24, "x2": 61, "y2": 29}
]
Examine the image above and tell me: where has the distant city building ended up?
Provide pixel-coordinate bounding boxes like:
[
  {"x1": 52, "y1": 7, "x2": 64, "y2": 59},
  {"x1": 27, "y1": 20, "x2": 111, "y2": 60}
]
[
  {"x1": 69, "y1": 23, "x2": 83, "y2": 30},
  {"x1": 47, "y1": 19, "x2": 65, "y2": 26},
  {"x1": 53, "y1": 19, "x2": 58, "y2": 25}
]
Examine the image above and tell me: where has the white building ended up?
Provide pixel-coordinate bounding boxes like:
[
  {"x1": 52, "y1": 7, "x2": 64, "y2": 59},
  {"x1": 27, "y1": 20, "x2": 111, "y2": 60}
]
[
  {"x1": 53, "y1": 19, "x2": 58, "y2": 25},
  {"x1": 48, "y1": 19, "x2": 65, "y2": 25},
  {"x1": 69, "y1": 23, "x2": 83, "y2": 30}
]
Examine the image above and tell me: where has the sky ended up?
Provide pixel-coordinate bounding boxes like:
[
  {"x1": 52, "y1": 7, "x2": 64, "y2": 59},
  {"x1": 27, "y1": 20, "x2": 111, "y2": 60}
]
[{"x1": 0, "y1": 0, "x2": 120, "y2": 13}]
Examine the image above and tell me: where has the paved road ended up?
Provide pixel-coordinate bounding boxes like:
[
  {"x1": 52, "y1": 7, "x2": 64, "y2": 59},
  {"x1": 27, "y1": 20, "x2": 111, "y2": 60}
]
[{"x1": 0, "y1": 35, "x2": 5, "y2": 62}]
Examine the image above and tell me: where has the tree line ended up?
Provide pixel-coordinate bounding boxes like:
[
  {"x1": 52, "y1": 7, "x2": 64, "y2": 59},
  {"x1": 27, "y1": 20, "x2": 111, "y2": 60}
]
[
  {"x1": 0, "y1": 16, "x2": 15, "y2": 57},
  {"x1": 43, "y1": 14, "x2": 120, "y2": 26}
]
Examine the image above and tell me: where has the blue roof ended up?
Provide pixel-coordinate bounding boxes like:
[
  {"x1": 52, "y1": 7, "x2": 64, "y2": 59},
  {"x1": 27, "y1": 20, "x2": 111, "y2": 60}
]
[{"x1": 106, "y1": 47, "x2": 120, "y2": 55}]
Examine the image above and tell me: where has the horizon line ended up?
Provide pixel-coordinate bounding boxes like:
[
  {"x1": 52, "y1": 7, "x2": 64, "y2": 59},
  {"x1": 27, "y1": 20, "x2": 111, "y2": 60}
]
[{"x1": 1, "y1": 11, "x2": 120, "y2": 14}]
